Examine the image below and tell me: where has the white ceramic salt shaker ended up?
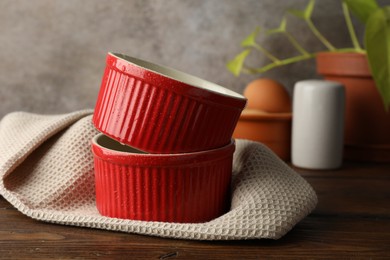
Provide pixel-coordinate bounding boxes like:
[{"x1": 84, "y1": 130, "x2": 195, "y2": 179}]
[{"x1": 292, "y1": 80, "x2": 345, "y2": 169}]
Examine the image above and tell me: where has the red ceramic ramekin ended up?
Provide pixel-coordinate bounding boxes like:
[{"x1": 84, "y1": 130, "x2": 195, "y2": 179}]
[
  {"x1": 93, "y1": 52, "x2": 246, "y2": 154},
  {"x1": 91, "y1": 133, "x2": 235, "y2": 223}
]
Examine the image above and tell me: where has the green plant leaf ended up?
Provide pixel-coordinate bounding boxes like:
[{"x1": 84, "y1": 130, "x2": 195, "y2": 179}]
[
  {"x1": 365, "y1": 7, "x2": 390, "y2": 110},
  {"x1": 226, "y1": 49, "x2": 251, "y2": 76},
  {"x1": 288, "y1": 0, "x2": 315, "y2": 20},
  {"x1": 267, "y1": 17, "x2": 287, "y2": 34},
  {"x1": 343, "y1": 0, "x2": 379, "y2": 24},
  {"x1": 241, "y1": 27, "x2": 260, "y2": 47}
]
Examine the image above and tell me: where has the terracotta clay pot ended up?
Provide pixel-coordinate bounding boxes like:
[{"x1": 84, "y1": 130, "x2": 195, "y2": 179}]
[
  {"x1": 316, "y1": 52, "x2": 390, "y2": 162},
  {"x1": 233, "y1": 109, "x2": 292, "y2": 161}
]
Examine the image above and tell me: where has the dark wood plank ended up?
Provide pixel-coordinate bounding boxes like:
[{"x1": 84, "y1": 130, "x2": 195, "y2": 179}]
[
  {"x1": 0, "y1": 204, "x2": 389, "y2": 259},
  {"x1": 296, "y1": 161, "x2": 390, "y2": 179},
  {"x1": 1, "y1": 162, "x2": 390, "y2": 259},
  {"x1": 296, "y1": 162, "x2": 390, "y2": 217}
]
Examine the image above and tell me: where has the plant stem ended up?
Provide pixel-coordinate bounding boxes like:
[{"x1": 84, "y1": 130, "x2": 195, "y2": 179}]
[
  {"x1": 284, "y1": 31, "x2": 310, "y2": 56},
  {"x1": 253, "y1": 43, "x2": 281, "y2": 63},
  {"x1": 306, "y1": 19, "x2": 336, "y2": 51},
  {"x1": 342, "y1": 1, "x2": 363, "y2": 52},
  {"x1": 244, "y1": 46, "x2": 366, "y2": 75},
  {"x1": 246, "y1": 54, "x2": 316, "y2": 74}
]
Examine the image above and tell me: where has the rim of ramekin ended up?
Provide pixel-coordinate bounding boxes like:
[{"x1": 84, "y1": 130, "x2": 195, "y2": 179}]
[
  {"x1": 106, "y1": 52, "x2": 247, "y2": 109},
  {"x1": 91, "y1": 133, "x2": 235, "y2": 166}
]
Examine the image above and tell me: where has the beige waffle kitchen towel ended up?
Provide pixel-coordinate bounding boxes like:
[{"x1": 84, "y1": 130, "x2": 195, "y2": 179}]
[{"x1": 0, "y1": 110, "x2": 317, "y2": 240}]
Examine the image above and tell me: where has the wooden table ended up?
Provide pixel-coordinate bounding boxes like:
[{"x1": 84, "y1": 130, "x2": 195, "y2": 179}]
[{"x1": 1, "y1": 162, "x2": 389, "y2": 259}]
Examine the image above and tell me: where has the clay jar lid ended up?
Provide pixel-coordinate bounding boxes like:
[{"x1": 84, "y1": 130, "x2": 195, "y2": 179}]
[
  {"x1": 239, "y1": 108, "x2": 292, "y2": 121},
  {"x1": 243, "y1": 78, "x2": 292, "y2": 113}
]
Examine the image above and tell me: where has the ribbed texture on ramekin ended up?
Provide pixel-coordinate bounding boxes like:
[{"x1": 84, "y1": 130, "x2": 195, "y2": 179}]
[
  {"x1": 93, "y1": 65, "x2": 242, "y2": 153},
  {"x1": 93, "y1": 155, "x2": 232, "y2": 223}
]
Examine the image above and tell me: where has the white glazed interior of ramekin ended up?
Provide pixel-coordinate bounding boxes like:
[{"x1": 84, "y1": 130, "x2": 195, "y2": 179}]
[
  {"x1": 92, "y1": 134, "x2": 234, "y2": 157},
  {"x1": 93, "y1": 134, "x2": 147, "y2": 154},
  {"x1": 111, "y1": 53, "x2": 245, "y2": 100}
]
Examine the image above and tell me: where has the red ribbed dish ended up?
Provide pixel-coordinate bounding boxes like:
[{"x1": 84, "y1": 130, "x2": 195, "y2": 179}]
[
  {"x1": 93, "y1": 52, "x2": 246, "y2": 154},
  {"x1": 91, "y1": 133, "x2": 235, "y2": 223}
]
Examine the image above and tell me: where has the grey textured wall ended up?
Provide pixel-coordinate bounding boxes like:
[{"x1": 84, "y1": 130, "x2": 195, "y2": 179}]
[{"x1": 0, "y1": 0, "x2": 364, "y2": 117}]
